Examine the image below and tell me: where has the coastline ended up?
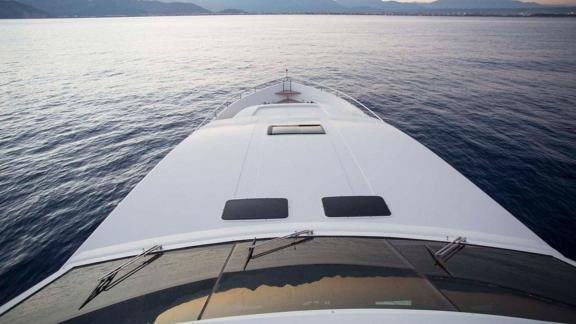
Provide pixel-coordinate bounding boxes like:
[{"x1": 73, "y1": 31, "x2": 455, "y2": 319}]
[{"x1": 2, "y1": 11, "x2": 576, "y2": 19}]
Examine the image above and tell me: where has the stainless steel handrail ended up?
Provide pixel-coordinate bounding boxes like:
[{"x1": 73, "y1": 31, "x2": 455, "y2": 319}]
[
  {"x1": 191, "y1": 76, "x2": 383, "y2": 132},
  {"x1": 192, "y1": 78, "x2": 286, "y2": 130},
  {"x1": 293, "y1": 77, "x2": 384, "y2": 123}
]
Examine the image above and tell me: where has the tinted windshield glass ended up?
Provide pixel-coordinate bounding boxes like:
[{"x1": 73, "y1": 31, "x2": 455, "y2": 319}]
[
  {"x1": 1, "y1": 237, "x2": 576, "y2": 323},
  {"x1": 1, "y1": 243, "x2": 234, "y2": 324},
  {"x1": 199, "y1": 237, "x2": 453, "y2": 319},
  {"x1": 389, "y1": 239, "x2": 576, "y2": 306},
  {"x1": 431, "y1": 277, "x2": 576, "y2": 323}
]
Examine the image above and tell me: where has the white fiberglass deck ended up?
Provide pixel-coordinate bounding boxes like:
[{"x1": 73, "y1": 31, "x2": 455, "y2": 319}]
[
  {"x1": 4, "y1": 79, "x2": 576, "y2": 324},
  {"x1": 68, "y1": 79, "x2": 562, "y2": 266}
]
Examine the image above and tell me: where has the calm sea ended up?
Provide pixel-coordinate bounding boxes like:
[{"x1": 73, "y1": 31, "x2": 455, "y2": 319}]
[{"x1": 0, "y1": 15, "x2": 575, "y2": 304}]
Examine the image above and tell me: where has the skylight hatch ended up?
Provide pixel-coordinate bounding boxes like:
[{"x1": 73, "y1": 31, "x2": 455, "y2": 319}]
[
  {"x1": 322, "y1": 196, "x2": 391, "y2": 217},
  {"x1": 222, "y1": 198, "x2": 289, "y2": 220},
  {"x1": 268, "y1": 124, "x2": 325, "y2": 135}
]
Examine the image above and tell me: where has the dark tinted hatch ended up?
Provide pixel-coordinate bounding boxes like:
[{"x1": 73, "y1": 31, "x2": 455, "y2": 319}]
[
  {"x1": 322, "y1": 196, "x2": 391, "y2": 217},
  {"x1": 222, "y1": 198, "x2": 288, "y2": 220}
]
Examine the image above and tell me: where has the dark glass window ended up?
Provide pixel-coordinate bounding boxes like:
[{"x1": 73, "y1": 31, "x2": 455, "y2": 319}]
[
  {"x1": 267, "y1": 124, "x2": 325, "y2": 135},
  {"x1": 431, "y1": 277, "x2": 576, "y2": 323},
  {"x1": 200, "y1": 237, "x2": 454, "y2": 319},
  {"x1": 2, "y1": 238, "x2": 576, "y2": 323},
  {"x1": 390, "y1": 239, "x2": 576, "y2": 305},
  {"x1": 390, "y1": 238, "x2": 576, "y2": 322},
  {"x1": 0, "y1": 244, "x2": 235, "y2": 324},
  {"x1": 222, "y1": 198, "x2": 288, "y2": 220},
  {"x1": 322, "y1": 196, "x2": 391, "y2": 217}
]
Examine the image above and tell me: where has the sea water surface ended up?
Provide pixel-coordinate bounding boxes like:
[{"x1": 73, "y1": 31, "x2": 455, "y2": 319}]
[{"x1": 0, "y1": 15, "x2": 575, "y2": 304}]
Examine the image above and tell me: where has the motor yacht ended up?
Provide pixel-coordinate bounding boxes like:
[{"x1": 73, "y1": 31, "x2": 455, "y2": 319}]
[{"x1": 1, "y1": 77, "x2": 575, "y2": 323}]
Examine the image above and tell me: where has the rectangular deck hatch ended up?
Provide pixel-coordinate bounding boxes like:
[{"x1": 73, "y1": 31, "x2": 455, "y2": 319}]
[
  {"x1": 322, "y1": 196, "x2": 391, "y2": 217},
  {"x1": 222, "y1": 198, "x2": 289, "y2": 220},
  {"x1": 268, "y1": 124, "x2": 325, "y2": 135}
]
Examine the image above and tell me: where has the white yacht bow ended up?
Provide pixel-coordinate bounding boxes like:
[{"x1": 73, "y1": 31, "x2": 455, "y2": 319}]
[
  {"x1": 1, "y1": 77, "x2": 575, "y2": 324},
  {"x1": 68, "y1": 77, "x2": 560, "y2": 265}
]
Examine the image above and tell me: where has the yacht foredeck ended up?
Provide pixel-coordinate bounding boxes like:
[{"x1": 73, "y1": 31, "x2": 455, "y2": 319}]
[
  {"x1": 2, "y1": 78, "x2": 576, "y2": 324},
  {"x1": 67, "y1": 79, "x2": 561, "y2": 266}
]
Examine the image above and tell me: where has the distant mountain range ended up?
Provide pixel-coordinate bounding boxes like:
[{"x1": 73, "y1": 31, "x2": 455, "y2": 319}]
[
  {"x1": 1, "y1": 0, "x2": 574, "y2": 19},
  {"x1": 184, "y1": 0, "x2": 546, "y2": 13},
  {"x1": 429, "y1": 0, "x2": 542, "y2": 9},
  {"x1": 0, "y1": 0, "x2": 48, "y2": 17},
  {"x1": 334, "y1": 0, "x2": 422, "y2": 12},
  {"x1": 0, "y1": 0, "x2": 209, "y2": 18},
  {"x1": 189, "y1": 0, "x2": 344, "y2": 13}
]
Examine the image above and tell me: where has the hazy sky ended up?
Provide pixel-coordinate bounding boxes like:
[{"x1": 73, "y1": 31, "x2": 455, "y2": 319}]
[{"x1": 395, "y1": 0, "x2": 576, "y2": 4}]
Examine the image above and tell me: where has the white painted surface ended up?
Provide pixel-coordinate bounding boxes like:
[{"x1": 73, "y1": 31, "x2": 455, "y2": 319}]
[
  {"x1": 67, "y1": 80, "x2": 563, "y2": 265},
  {"x1": 195, "y1": 309, "x2": 546, "y2": 324},
  {"x1": 2, "y1": 79, "x2": 574, "y2": 321}
]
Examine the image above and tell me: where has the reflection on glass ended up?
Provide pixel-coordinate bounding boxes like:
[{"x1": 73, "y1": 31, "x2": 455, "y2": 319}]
[
  {"x1": 65, "y1": 279, "x2": 214, "y2": 324},
  {"x1": 154, "y1": 296, "x2": 206, "y2": 324},
  {"x1": 201, "y1": 264, "x2": 453, "y2": 319},
  {"x1": 4, "y1": 238, "x2": 575, "y2": 324},
  {"x1": 390, "y1": 239, "x2": 576, "y2": 307},
  {"x1": 431, "y1": 277, "x2": 576, "y2": 323}
]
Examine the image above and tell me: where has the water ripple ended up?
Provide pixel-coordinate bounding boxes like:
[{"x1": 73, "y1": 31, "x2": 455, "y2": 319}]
[{"x1": 0, "y1": 15, "x2": 575, "y2": 306}]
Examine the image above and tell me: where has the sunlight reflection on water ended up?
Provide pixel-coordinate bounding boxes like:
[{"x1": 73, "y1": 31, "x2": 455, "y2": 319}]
[{"x1": 0, "y1": 15, "x2": 575, "y2": 304}]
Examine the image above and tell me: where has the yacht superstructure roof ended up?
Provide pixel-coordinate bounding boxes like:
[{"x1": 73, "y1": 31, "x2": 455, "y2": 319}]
[
  {"x1": 3, "y1": 78, "x2": 576, "y2": 324},
  {"x1": 67, "y1": 79, "x2": 563, "y2": 266}
]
